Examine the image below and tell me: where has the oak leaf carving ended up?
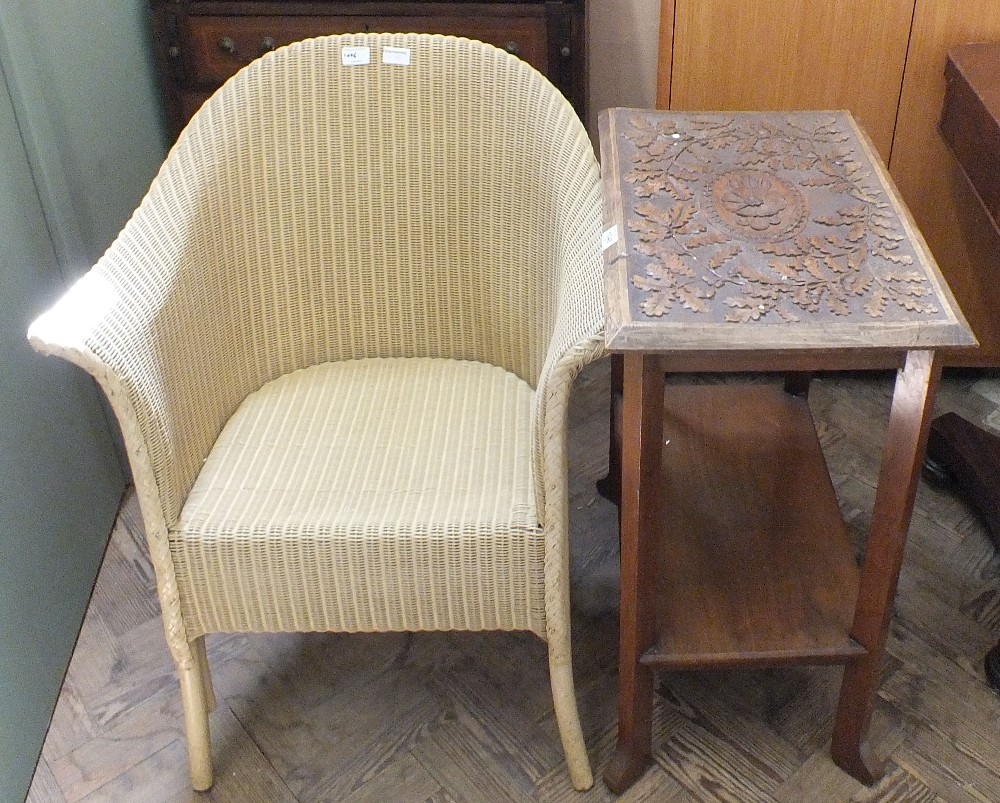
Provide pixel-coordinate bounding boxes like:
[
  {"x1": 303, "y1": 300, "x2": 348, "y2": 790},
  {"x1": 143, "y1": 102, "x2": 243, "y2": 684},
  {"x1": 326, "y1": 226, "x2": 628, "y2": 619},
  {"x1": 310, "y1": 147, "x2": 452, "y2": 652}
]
[
  {"x1": 656, "y1": 253, "x2": 696, "y2": 278},
  {"x1": 709, "y1": 244, "x2": 743, "y2": 271},
  {"x1": 874, "y1": 247, "x2": 914, "y2": 265},
  {"x1": 824, "y1": 255, "x2": 847, "y2": 274},
  {"x1": 685, "y1": 230, "x2": 731, "y2": 249},
  {"x1": 736, "y1": 264, "x2": 774, "y2": 284},
  {"x1": 677, "y1": 285, "x2": 714, "y2": 312},
  {"x1": 864, "y1": 289, "x2": 887, "y2": 318},
  {"x1": 846, "y1": 223, "x2": 867, "y2": 243},
  {"x1": 900, "y1": 298, "x2": 938, "y2": 313},
  {"x1": 802, "y1": 256, "x2": 825, "y2": 279},
  {"x1": 801, "y1": 174, "x2": 839, "y2": 188},
  {"x1": 883, "y1": 271, "x2": 926, "y2": 283},
  {"x1": 826, "y1": 292, "x2": 850, "y2": 316},
  {"x1": 638, "y1": 291, "x2": 675, "y2": 317},
  {"x1": 760, "y1": 241, "x2": 805, "y2": 257},
  {"x1": 626, "y1": 116, "x2": 662, "y2": 148},
  {"x1": 724, "y1": 298, "x2": 766, "y2": 323},
  {"x1": 769, "y1": 260, "x2": 799, "y2": 280},
  {"x1": 625, "y1": 168, "x2": 661, "y2": 184},
  {"x1": 844, "y1": 274, "x2": 873, "y2": 296}
]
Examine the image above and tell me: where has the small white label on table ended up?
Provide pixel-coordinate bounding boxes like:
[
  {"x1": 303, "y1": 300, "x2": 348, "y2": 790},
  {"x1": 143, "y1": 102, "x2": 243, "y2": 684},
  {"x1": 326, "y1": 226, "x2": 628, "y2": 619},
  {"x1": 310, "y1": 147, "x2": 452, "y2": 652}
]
[
  {"x1": 342, "y1": 46, "x2": 371, "y2": 66},
  {"x1": 382, "y1": 46, "x2": 411, "y2": 66},
  {"x1": 601, "y1": 226, "x2": 619, "y2": 251}
]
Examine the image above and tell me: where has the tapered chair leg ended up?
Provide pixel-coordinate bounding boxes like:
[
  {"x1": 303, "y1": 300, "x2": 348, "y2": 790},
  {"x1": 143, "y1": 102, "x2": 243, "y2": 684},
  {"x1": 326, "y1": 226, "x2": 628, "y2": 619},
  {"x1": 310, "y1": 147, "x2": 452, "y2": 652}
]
[
  {"x1": 192, "y1": 636, "x2": 217, "y2": 712},
  {"x1": 548, "y1": 647, "x2": 593, "y2": 790},
  {"x1": 178, "y1": 657, "x2": 213, "y2": 791}
]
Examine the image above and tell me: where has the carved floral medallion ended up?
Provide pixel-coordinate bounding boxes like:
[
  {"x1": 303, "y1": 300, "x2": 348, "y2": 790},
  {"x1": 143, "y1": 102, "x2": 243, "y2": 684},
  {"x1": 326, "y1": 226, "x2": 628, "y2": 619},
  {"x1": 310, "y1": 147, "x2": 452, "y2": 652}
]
[
  {"x1": 709, "y1": 169, "x2": 807, "y2": 242},
  {"x1": 615, "y1": 113, "x2": 944, "y2": 324}
]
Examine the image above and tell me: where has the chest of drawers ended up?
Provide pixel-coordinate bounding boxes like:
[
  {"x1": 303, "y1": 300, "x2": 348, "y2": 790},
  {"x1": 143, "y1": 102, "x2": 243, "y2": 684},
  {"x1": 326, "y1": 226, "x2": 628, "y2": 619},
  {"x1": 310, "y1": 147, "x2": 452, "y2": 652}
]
[{"x1": 151, "y1": 0, "x2": 586, "y2": 138}]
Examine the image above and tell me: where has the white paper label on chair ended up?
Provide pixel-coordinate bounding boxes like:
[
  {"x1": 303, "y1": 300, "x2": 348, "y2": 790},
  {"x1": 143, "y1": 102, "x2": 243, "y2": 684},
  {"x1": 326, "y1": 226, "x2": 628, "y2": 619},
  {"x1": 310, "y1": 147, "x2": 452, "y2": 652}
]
[
  {"x1": 382, "y1": 46, "x2": 411, "y2": 66},
  {"x1": 601, "y1": 226, "x2": 619, "y2": 251},
  {"x1": 342, "y1": 46, "x2": 371, "y2": 66}
]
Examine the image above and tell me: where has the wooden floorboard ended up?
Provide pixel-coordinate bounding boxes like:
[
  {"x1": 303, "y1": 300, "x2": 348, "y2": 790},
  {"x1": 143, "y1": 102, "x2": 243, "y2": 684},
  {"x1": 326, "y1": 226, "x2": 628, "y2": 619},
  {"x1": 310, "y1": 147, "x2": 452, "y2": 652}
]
[{"x1": 25, "y1": 362, "x2": 1000, "y2": 802}]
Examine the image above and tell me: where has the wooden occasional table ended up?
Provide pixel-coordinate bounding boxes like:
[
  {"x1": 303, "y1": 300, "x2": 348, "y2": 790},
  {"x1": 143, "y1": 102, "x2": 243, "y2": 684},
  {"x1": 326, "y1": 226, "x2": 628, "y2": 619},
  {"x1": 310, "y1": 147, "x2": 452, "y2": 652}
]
[{"x1": 597, "y1": 108, "x2": 976, "y2": 793}]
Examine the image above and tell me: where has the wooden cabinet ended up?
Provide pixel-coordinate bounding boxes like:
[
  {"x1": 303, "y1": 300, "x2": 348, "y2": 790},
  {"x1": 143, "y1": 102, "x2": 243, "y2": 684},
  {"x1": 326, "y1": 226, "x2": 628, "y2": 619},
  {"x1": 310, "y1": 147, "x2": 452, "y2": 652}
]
[
  {"x1": 662, "y1": 0, "x2": 914, "y2": 161},
  {"x1": 150, "y1": 0, "x2": 586, "y2": 137},
  {"x1": 890, "y1": 1, "x2": 1000, "y2": 368},
  {"x1": 657, "y1": 0, "x2": 1000, "y2": 365}
]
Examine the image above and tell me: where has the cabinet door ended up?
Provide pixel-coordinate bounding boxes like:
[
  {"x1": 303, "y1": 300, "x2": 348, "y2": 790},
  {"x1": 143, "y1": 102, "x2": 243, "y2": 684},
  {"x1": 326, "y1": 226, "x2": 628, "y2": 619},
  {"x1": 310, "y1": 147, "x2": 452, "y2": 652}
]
[
  {"x1": 889, "y1": 0, "x2": 1000, "y2": 365},
  {"x1": 663, "y1": 0, "x2": 915, "y2": 160}
]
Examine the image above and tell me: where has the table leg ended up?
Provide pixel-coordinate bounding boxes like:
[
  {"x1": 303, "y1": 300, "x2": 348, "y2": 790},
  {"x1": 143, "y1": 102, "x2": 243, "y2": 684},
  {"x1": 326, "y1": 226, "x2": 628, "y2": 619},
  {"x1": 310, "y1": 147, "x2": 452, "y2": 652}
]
[
  {"x1": 596, "y1": 354, "x2": 624, "y2": 505},
  {"x1": 831, "y1": 349, "x2": 941, "y2": 782},
  {"x1": 783, "y1": 371, "x2": 813, "y2": 398},
  {"x1": 604, "y1": 353, "x2": 663, "y2": 793}
]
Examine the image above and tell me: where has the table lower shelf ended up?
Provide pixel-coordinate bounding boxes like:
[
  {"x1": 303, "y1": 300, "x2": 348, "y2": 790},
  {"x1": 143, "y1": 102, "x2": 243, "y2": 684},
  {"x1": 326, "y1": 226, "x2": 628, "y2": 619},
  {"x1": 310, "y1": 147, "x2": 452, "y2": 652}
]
[{"x1": 643, "y1": 382, "x2": 865, "y2": 671}]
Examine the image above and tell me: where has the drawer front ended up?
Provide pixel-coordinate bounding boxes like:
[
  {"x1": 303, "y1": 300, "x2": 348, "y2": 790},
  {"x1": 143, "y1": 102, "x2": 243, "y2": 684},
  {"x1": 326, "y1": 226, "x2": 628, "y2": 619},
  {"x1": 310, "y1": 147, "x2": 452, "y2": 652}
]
[{"x1": 185, "y1": 15, "x2": 548, "y2": 86}]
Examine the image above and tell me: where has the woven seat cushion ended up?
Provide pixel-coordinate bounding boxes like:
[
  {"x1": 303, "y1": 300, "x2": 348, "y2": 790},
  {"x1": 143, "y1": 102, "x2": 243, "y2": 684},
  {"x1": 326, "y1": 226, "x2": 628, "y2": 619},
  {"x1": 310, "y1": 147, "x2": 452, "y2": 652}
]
[{"x1": 170, "y1": 357, "x2": 546, "y2": 636}]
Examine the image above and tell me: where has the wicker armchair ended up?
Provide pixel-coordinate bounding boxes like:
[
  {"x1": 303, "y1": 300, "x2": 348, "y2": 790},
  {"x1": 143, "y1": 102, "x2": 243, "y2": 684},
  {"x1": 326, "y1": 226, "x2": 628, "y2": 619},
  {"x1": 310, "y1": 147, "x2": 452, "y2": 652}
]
[{"x1": 29, "y1": 34, "x2": 604, "y2": 791}]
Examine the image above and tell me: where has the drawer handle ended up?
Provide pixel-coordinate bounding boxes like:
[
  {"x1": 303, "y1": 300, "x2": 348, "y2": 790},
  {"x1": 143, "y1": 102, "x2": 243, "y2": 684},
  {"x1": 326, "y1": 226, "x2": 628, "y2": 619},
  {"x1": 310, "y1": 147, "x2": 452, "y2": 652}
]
[
  {"x1": 504, "y1": 41, "x2": 520, "y2": 56},
  {"x1": 219, "y1": 36, "x2": 237, "y2": 56},
  {"x1": 560, "y1": 45, "x2": 571, "y2": 58},
  {"x1": 260, "y1": 37, "x2": 277, "y2": 55}
]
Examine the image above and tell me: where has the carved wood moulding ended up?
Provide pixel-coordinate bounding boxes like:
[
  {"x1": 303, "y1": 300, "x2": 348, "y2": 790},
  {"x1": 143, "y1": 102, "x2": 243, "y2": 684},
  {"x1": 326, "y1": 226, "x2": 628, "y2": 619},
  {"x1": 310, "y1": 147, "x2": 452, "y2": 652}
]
[{"x1": 608, "y1": 111, "x2": 953, "y2": 326}]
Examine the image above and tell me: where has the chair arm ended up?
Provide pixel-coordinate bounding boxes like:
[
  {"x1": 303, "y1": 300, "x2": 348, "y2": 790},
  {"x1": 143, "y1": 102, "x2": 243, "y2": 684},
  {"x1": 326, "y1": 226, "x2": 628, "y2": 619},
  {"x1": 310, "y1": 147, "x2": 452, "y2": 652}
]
[
  {"x1": 531, "y1": 170, "x2": 607, "y2": 519},
  {"x1": 28, "y1": 240, "x2": 244, "y2": 530},
  {"x1": 28, "y1": 270, "x2": 121, "y2": 361}
]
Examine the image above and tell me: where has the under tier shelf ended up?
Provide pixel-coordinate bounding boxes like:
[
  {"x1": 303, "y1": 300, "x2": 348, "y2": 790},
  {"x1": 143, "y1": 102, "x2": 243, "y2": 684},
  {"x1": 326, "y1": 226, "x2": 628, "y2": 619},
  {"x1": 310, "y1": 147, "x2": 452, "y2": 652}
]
[{"x1": 641, "y1": 383, "x2": 865, "y2": 671}]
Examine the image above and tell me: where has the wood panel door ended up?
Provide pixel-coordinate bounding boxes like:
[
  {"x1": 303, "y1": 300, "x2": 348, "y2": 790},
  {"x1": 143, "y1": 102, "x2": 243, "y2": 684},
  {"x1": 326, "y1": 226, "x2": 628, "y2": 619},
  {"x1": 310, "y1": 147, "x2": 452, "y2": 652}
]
[
  {"x1": 661, "y1": 0, "x2": 915, "y2": 161},
  {"x1": 889, "y1": 0, "x2": 1000, "y2": 366}
]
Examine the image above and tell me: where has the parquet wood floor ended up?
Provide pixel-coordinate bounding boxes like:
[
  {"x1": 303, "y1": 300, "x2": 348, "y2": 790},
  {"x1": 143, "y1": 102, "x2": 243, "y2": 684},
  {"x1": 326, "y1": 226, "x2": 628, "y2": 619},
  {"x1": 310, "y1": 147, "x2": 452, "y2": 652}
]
[{"x1": 26, "y1": 361, "x2": 1000, "y2": 802}]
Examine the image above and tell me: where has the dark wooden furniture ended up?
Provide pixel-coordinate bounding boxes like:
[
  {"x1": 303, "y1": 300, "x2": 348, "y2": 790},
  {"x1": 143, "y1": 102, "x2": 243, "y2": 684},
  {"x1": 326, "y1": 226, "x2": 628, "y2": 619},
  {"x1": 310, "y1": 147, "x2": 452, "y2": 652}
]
[
  {"x1": 149, "y1": 0, "x2": 587, "y2": 138},
  {"x1": 926, "y1": 413, "x2": 1000, "y2": 548},
  {"x1": 598, "y1": 108, "x2": 976, "y2": 793},
  {"x1": 934, "y1": 42, "x2": 1000, "y2": 689},
  {"x1": 940, "y1": 44, "x2": 1000, "y2": 239},
  {"x1": 925, "y1": 412, "x2": 1000, "y2": 687}
]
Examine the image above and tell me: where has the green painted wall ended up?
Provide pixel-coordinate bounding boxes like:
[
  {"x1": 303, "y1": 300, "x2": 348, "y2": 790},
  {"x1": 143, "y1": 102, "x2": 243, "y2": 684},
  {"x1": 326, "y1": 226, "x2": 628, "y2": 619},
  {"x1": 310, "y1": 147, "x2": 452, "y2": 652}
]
[
  {"x1": 0, "y1": 1, "x2": 167, "y2": 798},
  {"x1": 2, "y1": 0, "x2": 167, "y2": 267},
  {"x1": 0, "y1": 62, "x2": 126, "y2": 803}
]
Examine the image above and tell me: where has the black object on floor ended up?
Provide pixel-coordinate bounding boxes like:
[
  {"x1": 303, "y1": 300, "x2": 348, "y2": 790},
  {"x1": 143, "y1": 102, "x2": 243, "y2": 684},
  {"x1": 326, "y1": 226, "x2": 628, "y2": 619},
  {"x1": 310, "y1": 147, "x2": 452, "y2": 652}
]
[{"x1": 924, "y1": 412, "x2": 1000, "y2": 690}]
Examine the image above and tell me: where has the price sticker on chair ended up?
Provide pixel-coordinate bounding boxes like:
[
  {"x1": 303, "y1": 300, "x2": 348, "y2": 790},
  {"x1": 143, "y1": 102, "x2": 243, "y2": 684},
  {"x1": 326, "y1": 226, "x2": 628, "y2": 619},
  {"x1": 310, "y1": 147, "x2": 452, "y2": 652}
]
[
  {"x1": 601, "y1": 226, "x2": 619, "y2": 251},
  {"x1": 342, "y1": 46, "x2": 371, "y2": 66},
  {"x1": 382, "y1": 46, "x2": 411, "y2": 66}
]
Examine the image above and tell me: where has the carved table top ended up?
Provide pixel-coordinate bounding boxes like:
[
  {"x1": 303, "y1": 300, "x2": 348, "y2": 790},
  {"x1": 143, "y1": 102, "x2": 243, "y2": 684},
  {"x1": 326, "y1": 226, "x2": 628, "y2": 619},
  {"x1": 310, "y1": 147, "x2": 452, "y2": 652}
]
[{"x1": 599, "y1": 109, "x2": 976, "y2": 354}]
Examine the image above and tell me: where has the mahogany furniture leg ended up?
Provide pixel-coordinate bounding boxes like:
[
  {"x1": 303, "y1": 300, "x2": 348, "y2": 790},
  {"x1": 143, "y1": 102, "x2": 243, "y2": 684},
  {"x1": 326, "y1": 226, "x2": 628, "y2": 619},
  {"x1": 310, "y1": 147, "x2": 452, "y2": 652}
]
[
  {"x1": 604, "y1": 353, "x2": 663, "y2": 793},
  {"x1": 923, "y1": 411, "x2": 1000, "y2": 689},
  {"x1": 597, "y1": 354, "x2": 624, "y2": 505},
  {"x1": 925, "y1": 411, "x2": 1000, "y2": 547},
  {"x1": 784, "y1": 371, "x2": 813, "y2": 398},
  {"x1": 831, "y1": 349, "x2": 941, "y2": 783}
]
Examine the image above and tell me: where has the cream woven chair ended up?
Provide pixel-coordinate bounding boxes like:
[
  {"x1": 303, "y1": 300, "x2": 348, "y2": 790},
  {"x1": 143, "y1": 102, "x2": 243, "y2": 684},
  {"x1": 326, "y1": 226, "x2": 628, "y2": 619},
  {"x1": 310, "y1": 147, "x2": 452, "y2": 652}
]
[{"x1": 29, "y1": 33, "x2": 604, "y2": 791}]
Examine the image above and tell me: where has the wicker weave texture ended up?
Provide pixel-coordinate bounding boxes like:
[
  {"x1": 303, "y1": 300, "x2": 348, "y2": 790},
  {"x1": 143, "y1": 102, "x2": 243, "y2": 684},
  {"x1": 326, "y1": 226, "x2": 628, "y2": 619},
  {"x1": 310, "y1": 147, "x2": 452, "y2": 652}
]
[
  {"x1": 55, "y1": 33, "x2": 599, "y2": 529},
  {"x1": 174, "y1": 357, "x2": 545, "y2": 635},
  {"x1": 28, "y1": 33, "x2": 605, "y2": 790}
]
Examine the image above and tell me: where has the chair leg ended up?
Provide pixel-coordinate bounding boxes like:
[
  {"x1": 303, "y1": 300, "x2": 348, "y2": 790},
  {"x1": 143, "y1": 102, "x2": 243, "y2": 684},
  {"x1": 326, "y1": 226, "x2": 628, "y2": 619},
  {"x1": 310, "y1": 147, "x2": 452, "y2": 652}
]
[
  {"x1": 192, "y1": 636, "x2": 217, "y2": 712},
  {"x1": 548, "y1": 647, "x2": 594, "y2": 790},
  {"x1": 178, "y1": 653, "x2": 213, "y2": 791}
]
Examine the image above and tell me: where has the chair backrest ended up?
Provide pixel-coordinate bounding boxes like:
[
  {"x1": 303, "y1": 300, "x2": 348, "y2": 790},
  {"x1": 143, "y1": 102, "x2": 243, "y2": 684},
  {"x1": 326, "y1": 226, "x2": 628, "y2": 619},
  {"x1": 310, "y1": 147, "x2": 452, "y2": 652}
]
[
  {"x1": 45, "y1": 34, "x2": 600, "y2": 526},
  {"x1": 155, "y1": 32, "x2": 594, "y2": 376}
]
